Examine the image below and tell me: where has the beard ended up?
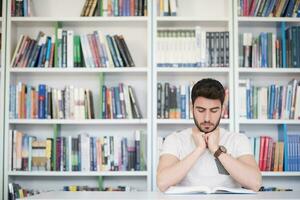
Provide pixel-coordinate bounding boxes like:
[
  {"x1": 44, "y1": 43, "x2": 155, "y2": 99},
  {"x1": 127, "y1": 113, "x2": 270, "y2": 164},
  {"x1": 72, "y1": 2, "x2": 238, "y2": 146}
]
[{"x1": 193, "y1": 111, "x2": 222, "y2": 134}]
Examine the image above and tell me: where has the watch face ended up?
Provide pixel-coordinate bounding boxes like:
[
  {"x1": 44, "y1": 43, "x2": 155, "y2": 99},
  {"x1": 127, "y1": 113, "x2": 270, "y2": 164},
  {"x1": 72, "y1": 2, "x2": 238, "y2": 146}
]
[{"x1": 220, "y1": 145, "x2": 227, "y2": 153}]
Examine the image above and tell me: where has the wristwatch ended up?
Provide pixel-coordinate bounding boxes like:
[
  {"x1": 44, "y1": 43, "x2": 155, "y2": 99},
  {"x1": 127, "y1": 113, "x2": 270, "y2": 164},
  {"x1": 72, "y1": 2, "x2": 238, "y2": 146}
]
[{"x1": 214, "y1": 145, "x2": 227, "y2": 158}]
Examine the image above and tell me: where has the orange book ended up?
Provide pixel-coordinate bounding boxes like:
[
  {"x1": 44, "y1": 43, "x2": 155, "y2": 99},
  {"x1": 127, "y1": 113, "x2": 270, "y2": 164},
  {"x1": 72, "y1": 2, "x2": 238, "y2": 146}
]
[
  {"x1": 278, "y1": 142, "x2": 284, "y2": 171},
  {"x1": 273, "y1": 142, "x2": 280, "y2": 171}
]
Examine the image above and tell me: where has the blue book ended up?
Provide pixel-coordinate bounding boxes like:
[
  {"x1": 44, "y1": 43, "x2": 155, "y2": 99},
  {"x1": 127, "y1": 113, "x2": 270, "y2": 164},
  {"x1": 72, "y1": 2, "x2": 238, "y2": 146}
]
[
  {"x1": 281, "y1": 22, "x2": 287, "y2": 68},
  {"x1": 106, "y1": 35, "x2": 120, "y2": 67},
  {"x1": 45, "y1": 37, "x2": 52, "y2": 67},
  {"x1": 38, "y1": 84, "x2": 46, "y2": 119},
  {"x1": 278, "y1": 124, "x2": 289, "y2": 171},
  {"x1": 262, "y1": 0, "x2": 272, "y2": 16},
  {"x1": 269, "y1": 85, "x2": 275, "y2": 119},
  {"x1": 23, "y1": 0, "x2": 28, "y2": 16},
  {"x1": 265, "y1": 0, "x2": 277, "y2": 16},
  {"x1": 180, "y1": 86, "x2": 186, "y2": 119},
  {"x1": 102, "y1": 86, "x2": 107, "y2": 119},
  {"x1": 114, "y1": 87, "x2": 122, "y2": 119},
  {"x1": 285, "y1": 0, "x2": 295, "y2": 17}
]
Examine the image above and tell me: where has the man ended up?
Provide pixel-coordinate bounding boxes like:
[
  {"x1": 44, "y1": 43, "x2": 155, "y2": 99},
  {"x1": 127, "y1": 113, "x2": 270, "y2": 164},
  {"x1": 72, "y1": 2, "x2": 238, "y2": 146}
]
[{"x1": 157, "y1": 78, "x2": 262, "y2": 192}]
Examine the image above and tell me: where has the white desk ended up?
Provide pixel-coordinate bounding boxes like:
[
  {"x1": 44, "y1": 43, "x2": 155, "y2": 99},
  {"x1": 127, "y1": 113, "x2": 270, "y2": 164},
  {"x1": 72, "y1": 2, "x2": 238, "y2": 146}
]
[{"x1": 21, "y1": 191, "x2": 300, "y2": 200}]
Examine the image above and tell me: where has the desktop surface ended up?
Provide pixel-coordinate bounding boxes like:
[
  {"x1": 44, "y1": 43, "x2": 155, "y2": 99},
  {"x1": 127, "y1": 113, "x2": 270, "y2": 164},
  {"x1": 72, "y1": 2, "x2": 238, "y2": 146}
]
[{"x1": 21, "y1": 191, "x2": 300, "y2": 200}]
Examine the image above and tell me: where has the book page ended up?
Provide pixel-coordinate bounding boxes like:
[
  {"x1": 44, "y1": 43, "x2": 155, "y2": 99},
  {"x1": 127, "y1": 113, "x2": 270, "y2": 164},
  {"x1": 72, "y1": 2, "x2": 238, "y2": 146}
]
[
  {"x1": 164, "y1": 186, "x2": 211, "y2": 194},
  {"x1": 213, "y1": 187, "x2": 256, "y2": 194}
]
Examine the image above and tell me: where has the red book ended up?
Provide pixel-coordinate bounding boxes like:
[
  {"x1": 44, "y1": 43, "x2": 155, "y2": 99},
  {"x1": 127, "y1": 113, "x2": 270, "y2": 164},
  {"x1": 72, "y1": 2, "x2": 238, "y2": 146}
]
[
  {"x1": 266, "y1": 137, "x2": 273, "y2": 171},
  {"x1": 262, "y1": 136, "x2": 270, "y2": 171},
  {"x1": 243, "y1": 0, "x2": 249, "y2": 16}
]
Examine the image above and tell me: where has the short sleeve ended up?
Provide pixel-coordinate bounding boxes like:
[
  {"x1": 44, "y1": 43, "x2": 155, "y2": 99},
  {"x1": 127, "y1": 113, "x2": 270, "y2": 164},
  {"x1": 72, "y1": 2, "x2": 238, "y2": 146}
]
[
  {"x1": 160, "y1": 133, "x2": 180, "y2": 159},
  {"x1": 234, "y1": 134, "x2": 253, "y2": 158}
]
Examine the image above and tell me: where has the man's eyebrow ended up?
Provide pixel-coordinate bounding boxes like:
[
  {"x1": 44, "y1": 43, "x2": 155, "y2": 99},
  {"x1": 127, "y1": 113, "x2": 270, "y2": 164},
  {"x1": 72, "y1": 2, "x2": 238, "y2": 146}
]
[
  {"x1": 195, "y1": 106, "x2": 220, "y2": 109},
  {"x1": 210, "y1": 107, "x2": 221, "y2": 110},
  {"x1": 195, "y1": 106, "x2": 206, "y2": 109}
]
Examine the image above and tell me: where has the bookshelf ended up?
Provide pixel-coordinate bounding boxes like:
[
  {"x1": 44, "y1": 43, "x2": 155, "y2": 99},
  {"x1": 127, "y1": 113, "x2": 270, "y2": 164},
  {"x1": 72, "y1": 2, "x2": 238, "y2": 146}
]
[
  {"x1": 3, "y1": 0, "x2": 152, "y2": 199},
  {"x1": 152, "y1": 0, "x2": 234, "y2": 191},
  {"x1": 233, "y1": 0, "x2": 300, "y2": 191},
  {"x1": 0, "y1": 0, "x2": 6, "y2": 198},
  {"x1": 1, "y1": 0, "x2": 300, "y2": 198}
]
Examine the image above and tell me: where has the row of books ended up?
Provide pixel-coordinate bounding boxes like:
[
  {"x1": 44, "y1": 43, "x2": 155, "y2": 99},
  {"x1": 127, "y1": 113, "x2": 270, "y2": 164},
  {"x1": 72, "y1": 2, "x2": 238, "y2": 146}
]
[
  {"x1": 9, "y1": 129, "x2": 147, "y2": 172},
  {"x1": 157, "y1": 28, "x2": 229, "y2": 68},
  {"x1": 239, "y1": 0, "x2": 300, "y2": 17},
  {"x1": 239, "y1": 26, "x2": 300, "y2": 68},
  {"x1": 63, "y1": 185, "x2": 132, "y2": 191},
  {"x1": 11, "y1": 0, "x2": 33, "y2": 17},
  {"x1": 239, "y1": 79, "x2": 300, "y2": 120},
  {"x1": 250, "y1": 136, "x2": 285, "y2": 171},
  {"x1": 9, "y1": 82, "x2": 142, "y2": 119},
  {"x1": 248, "y1": 125, "x2": 300, "y2": 171},
  {"x1": 9, "y1": 83, "x2": 95, "y2": 120},
  {"x1": 100, "y1": 83, "x2": 142, "y2": 119},
  {"x1": 11, "y1": 29, "x2": 135, "y2": 68},
  {"x1": 157, "y1": 0, "x2": 177, "y2": 16},
  {"x1": 157, "y1": 82, "x2": 229, "y2": 119},
  {"x1": 8, "y1": 183, "x2": 135, "y2": 200},
  {"x1": 81, "y1": 0, "x2": 148, "y2": 17},
  {"x1": 8, "y1": 183, "x2": 36, "y2": 200}
]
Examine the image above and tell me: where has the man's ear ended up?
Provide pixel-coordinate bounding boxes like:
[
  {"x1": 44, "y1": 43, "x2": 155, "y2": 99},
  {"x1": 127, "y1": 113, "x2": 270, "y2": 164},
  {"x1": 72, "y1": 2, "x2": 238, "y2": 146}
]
[{"x1": 190, "y1": 103, "x2": 194, "y2": 118}]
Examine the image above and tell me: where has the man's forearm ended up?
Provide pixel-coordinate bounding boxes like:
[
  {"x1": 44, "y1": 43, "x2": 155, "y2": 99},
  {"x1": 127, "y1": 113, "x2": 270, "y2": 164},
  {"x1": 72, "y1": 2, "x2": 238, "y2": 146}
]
[
  {"x1": 218, "y1": 153, "x2": 262, "y2": 191},
  {"x1": 157, "y1": 147, "x2": 205, "y2": 192}
]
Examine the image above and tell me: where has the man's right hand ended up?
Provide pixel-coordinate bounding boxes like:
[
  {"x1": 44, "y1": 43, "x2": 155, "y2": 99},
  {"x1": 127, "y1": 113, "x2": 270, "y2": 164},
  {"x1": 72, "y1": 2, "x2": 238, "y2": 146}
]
[{"x1": 192, "y1": 127, "x2": 207, "y2": 151}]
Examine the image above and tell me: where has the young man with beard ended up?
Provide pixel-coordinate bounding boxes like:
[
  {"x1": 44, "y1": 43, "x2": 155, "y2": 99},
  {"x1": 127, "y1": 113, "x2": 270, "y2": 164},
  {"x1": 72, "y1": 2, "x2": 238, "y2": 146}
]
[{"x1": 156, "y1": 78, "x2": 262, "y2": 192}]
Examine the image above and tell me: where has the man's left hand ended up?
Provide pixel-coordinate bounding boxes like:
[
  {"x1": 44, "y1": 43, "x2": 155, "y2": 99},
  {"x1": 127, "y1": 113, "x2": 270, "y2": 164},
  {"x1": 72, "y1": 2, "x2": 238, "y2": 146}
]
[{"x1": 204, "y1": 127, "x2": 220, "y2": 154}]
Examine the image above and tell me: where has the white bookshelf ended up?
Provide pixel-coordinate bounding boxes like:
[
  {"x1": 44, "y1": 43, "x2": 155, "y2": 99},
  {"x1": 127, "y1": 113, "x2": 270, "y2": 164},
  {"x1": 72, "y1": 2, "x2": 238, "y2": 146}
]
[
  {"x1": 8, "y1": 171, "x2": 148, "y2": 177},
  {"x1": 152, "y1": 0, "x2": 234, "y2": 191},
  {"x1": 233, "y1": 0, "x2": 300, "y2": 191},
  {"x1": 3, "y1": 0, "x2": 152, "y2": 199},
  {"x1": 0, "y1": 0, "x2": 7, "y2": 198},
  {"x1": 9, "y1": 119, "x2": 148, "y2": 125},
  {"x1": 10, "y1": 67, "x2": 149, "y2": 74},
  {"x1": 1, "y1": 0, "x2": 300, "y2": 198}
]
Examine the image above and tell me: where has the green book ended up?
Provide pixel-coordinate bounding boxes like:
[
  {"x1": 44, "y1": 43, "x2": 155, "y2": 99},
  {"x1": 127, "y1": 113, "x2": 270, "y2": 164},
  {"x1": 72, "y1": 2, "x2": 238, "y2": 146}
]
[
  {"x1": 52, "y1": 124, "x2": 61, "y2": 171},
  {"x1": 99, "y1": 73, "x2": 105, "y2": 118},
  {"x1": 98, "y1": 176, "x2": 104, "y2": 191},
  {"x1": 54, "y1": 22, "x2": 62, "y2": 68}
]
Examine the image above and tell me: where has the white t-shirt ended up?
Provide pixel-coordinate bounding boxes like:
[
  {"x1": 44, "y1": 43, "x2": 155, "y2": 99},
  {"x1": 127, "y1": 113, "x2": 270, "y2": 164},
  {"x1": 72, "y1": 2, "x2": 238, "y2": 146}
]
[{"x1": 160, "y1": 128, "x2": 252, "y2": 188}]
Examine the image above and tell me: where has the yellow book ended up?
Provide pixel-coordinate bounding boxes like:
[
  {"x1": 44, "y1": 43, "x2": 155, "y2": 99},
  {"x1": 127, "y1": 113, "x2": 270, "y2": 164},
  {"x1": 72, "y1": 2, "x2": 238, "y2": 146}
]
[
  {"x1": 278, "y1": 142, "x2": 284, "y2": 171},
  {"x1": 273, "y1": 142, "x2": 280, "y2": 171}
]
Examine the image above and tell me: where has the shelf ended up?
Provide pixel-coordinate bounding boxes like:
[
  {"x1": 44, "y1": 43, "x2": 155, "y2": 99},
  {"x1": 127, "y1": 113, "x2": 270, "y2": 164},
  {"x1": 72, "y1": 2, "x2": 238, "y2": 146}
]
[
  {"x1": 8, "y1": 171, "x2": 148, "y2": 177},
  {"x1": 157, "y1": 119, "x2": 230, "y2": 125},
  {"x1": 238, "y1": 17, "x2": 300, "y2": 22},
  {"x1": 156, "y1": 67, "x2": 230, "y2": 74},
  {"x1": 262, "y1": 172, "x2": 300, "y2": 177},
  {"x1": 239, "y1": 119, "x2": 300, "y2": 125},
  {"x1": 157, "y1": 16, "x2": 229, "y2": 22},
  {"x1": 9, "y1": 119, "x2": 148, "y2": 125},
  {"x1": 239, "y1": 68, "x2": 300, "y2": 74},
  {"x1": 10, "y1": 16, "x2": 149, "y2": 22},
  {"x1": 10, "y1": 67, "x2": 149, "y2": 74}
]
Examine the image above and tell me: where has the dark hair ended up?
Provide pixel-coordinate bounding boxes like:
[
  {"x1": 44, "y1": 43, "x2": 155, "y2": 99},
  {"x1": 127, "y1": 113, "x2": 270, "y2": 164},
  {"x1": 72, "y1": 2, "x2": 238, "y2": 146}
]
[{"x1": 191, "y1": 78, "x2": 225, "y2": 105}]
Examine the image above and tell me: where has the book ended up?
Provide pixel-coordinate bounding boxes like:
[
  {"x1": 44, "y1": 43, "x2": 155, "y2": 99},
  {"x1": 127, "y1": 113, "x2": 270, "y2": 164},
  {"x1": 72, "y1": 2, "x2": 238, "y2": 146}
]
[{"x1": 164, "y1": 186, "x2": 256, "y2": 194}]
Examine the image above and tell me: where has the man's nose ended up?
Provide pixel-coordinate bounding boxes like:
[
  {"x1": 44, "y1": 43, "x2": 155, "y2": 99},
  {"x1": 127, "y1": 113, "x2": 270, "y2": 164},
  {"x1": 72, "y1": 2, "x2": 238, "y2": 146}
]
[{"x1": 204, "y1": 110, "x2": 211, "y2": 121}]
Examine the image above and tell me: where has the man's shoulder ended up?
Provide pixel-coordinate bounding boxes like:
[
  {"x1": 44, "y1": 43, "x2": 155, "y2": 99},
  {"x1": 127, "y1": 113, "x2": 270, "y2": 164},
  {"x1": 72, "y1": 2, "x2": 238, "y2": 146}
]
[
  {"x1": 220, "y1": 128, "x2": 249, "y2": 143},
  {"x1": 167, "y1": 128, "x2": 192, "y2": 140}
]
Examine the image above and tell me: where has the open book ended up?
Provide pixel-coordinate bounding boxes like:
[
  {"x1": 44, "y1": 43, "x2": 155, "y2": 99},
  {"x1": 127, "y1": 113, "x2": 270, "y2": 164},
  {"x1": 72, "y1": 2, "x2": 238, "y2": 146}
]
[{"x1": 164, "y1": 186, "x2": 256, "y2": 194}]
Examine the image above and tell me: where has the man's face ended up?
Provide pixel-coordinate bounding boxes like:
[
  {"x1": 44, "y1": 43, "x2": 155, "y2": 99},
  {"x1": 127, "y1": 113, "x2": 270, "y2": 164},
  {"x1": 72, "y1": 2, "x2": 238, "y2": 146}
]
[{"x1": 193, "y1": 96, "x2": 222, "y2": 134}]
